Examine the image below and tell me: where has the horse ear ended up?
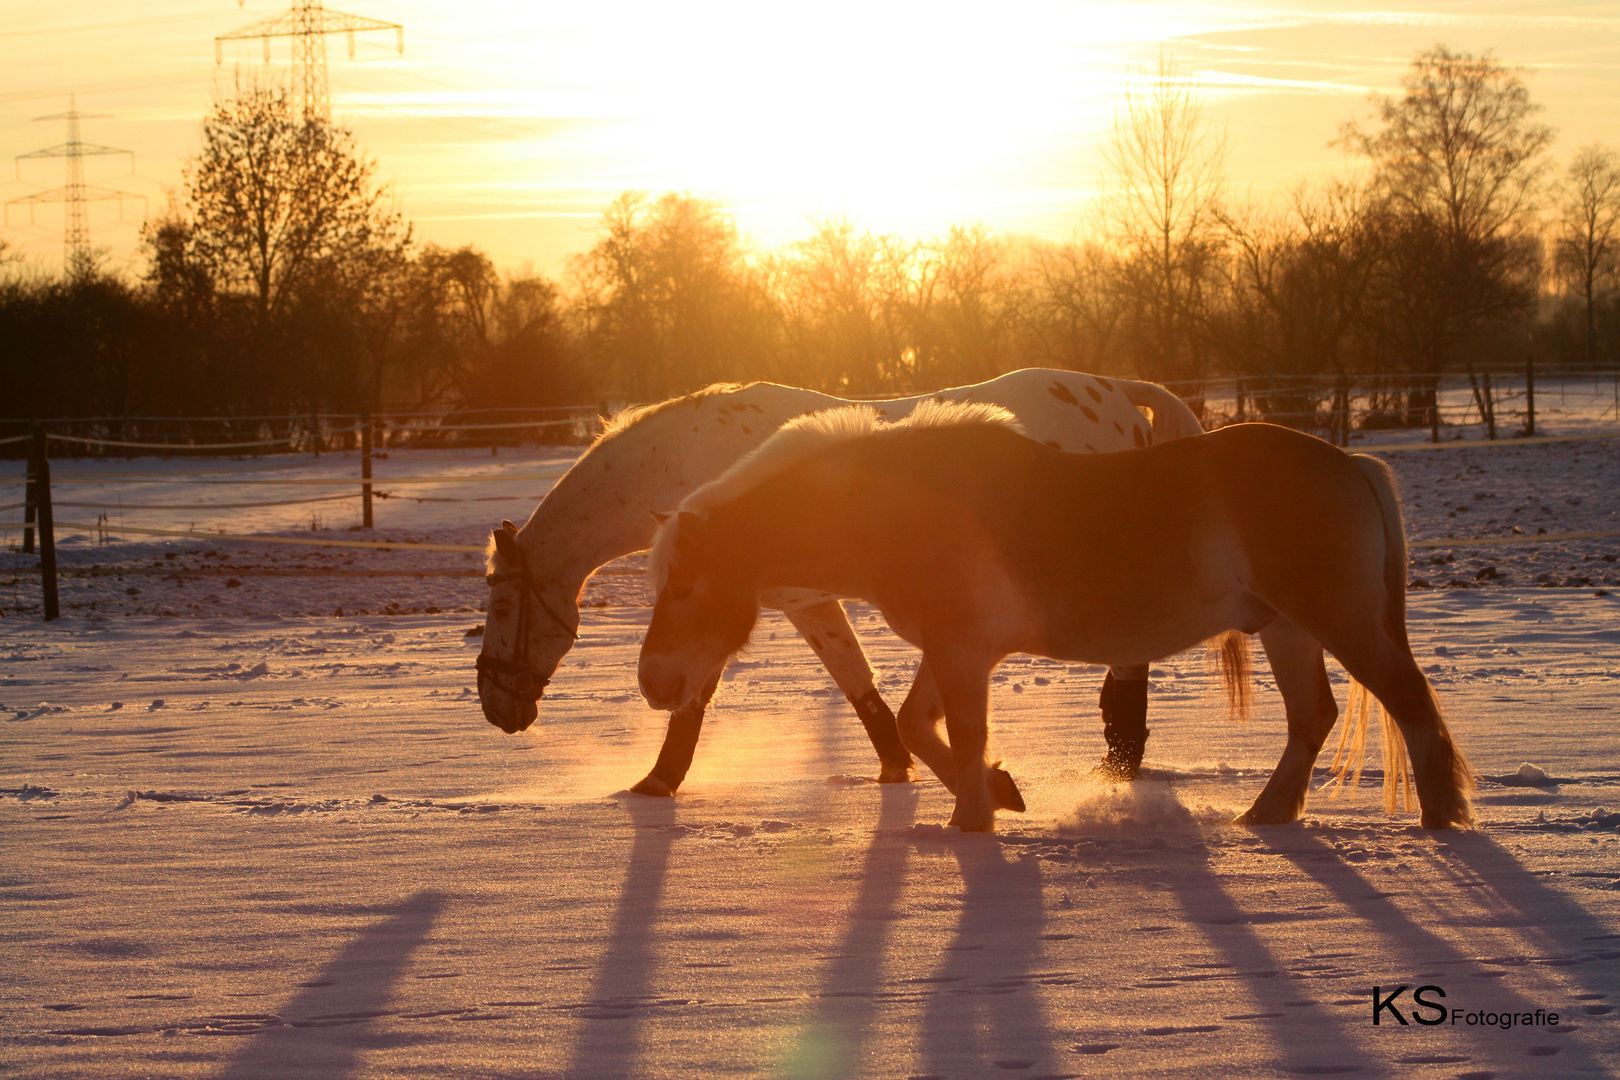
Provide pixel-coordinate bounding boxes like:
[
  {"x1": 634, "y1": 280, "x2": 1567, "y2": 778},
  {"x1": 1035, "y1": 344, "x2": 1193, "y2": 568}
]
[
  {"x1": 650, "y1": 510, "x2": 671, "y2": 526},
  {"x1": 501, "y1": 519, "x2": 518, "y2": 533},
  {"x1": 492, "y1": 528, "x2": 522, "y2": 564}
]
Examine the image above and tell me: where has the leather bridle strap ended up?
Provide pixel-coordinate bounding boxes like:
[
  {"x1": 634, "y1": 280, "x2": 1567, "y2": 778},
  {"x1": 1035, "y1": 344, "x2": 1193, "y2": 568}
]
[{"x1": 475, "y1": 543, "x2": 576, "y2": 699}]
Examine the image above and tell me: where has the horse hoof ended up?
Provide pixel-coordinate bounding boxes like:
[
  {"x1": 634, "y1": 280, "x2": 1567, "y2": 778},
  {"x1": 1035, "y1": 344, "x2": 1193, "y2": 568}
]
[
  {"x1": 877, "y1": 763, "x2": 915, "y2": 784},
  {"x1": 947, "y1": 811, "x2": 997, "y2": 833},
  {"x1": 1420, "y1": 813, "x2": 1469, "y2": 831},
  {"x1": 1087, "y1": 755, "x2": 1140, "y2": 782},
  {"x1": 989, "y1": 767, "x2": 1025, "y2": 813},
  {"x1": 630, "y1": 775, "x2": 676, "y2": 797},
  {"x1": 1235, "y1": 805, "x2": 1296, "y2": 826}
]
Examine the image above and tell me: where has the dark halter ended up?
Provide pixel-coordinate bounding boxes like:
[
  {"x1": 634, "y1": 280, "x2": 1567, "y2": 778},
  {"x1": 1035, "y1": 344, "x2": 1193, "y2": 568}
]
[{"x1": 475, "y1": 540, "x2": 576, "y2": 700}]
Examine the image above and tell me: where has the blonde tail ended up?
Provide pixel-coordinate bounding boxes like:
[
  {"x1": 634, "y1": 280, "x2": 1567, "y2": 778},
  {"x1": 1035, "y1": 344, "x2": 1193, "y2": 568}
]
[
  {"x1": 1207, "y1": 630, "x2": 1253, "y2": 722},
  {"x1": 1328, "y1": 678, "x2": 1414, "y2": 814}
]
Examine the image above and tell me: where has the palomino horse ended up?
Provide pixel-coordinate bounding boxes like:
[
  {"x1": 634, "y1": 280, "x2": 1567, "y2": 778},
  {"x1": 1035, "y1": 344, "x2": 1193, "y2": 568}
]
[
  {"x1": 639, "y1": 403, "x2": 1474, "y2": 832},
  {"x1": 478, "y1": 370, "x2": 1203, "y2": 796}
]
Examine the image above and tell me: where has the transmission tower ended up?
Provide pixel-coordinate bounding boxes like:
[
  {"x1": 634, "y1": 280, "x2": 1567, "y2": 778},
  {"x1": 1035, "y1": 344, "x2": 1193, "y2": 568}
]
[
  {"x1": 6, "y1": 97, "x2": 144, "y2": 280},
  {"x1": 216, "y1": 0, "x2": 404, "y2": 122}
]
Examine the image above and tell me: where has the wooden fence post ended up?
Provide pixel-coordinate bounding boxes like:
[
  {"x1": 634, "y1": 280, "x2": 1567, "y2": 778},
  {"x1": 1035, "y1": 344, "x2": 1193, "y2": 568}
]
[
  {"x1": 22, "y1": 426, "x2": 36, "y2": 555},
  {"x1": 32, "y1": 425, "x2": 58, "y2": 622},
  {"x1": 1524, "y1": 355, "x2": 1536, "y2": 437},
  {"x1": 361, "y1": 410, "x2": 374, "y2": 529}
]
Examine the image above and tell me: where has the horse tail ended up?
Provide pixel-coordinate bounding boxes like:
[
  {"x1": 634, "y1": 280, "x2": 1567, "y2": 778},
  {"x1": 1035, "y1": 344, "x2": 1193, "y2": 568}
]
[
  {"x1": 1118, "y1": 379, "x2": 1204, "y2": 443},
  {"x1": 1352, "y1": 453, "x2": 1411, "y2": 653},
  {"x1": 1325, "y1": 679, "x2": 1415, "y2": 814},
  {"x1": 1208, "y1": 630, "x2": 1252, "y2": 722},
  {"x1": 1335, "y1": 454, "x2": 1474, "y2": 820}
]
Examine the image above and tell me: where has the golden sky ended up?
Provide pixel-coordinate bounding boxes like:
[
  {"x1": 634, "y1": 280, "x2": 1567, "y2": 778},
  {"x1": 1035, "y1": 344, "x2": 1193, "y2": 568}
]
[{"x1": 3, "y1": 1, "x2": 1619, "y2": 279}]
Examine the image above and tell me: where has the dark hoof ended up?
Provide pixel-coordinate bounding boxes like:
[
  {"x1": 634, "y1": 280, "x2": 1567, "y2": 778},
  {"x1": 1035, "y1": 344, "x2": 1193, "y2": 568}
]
[
  {"x1": 990, "y1": 767, "x2": 1025, "y2": 813},
  {"x1": 1088, "y1": 756, "x2": 1139, "y2": 782},
  {"x1": 630, "y1": 775, "x2": 676, "y2": 797},
  {"x1": 1235, "y1": 803, "x2": 1300, "y2": 826}
]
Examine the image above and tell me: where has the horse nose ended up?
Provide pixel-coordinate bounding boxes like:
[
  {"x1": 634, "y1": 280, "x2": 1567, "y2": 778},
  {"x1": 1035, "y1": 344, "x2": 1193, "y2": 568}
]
[
  {"x1": 639, "y1": 665, "x2": 685, "y2": 711},
  {"x1": 479, "y1": 678, "x2": 539, "y2": 734}
]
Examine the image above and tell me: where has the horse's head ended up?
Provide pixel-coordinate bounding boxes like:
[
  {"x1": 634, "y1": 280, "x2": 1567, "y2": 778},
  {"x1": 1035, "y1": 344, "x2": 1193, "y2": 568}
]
[
  {"x1": 639, "y1": 510, "x2": 759, "y2": 712},
  {"x1": 477, "y1": 519, "x2": 580, "y2": 734}
]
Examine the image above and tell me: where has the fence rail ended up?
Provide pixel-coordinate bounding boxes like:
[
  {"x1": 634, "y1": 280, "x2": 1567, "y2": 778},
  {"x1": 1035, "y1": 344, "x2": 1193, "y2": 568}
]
[
  {"x1": 5, "y1": 372, "x2": 1619, "y2": 622},
  {"x1": 0, "y1": 406, "x2": 606, "y2": 457}
]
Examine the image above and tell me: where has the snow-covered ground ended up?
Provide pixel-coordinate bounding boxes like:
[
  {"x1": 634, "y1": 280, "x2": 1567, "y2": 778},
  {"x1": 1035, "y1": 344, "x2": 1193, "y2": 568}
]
[{"x1": 2, "y1": 393, "x2": 1618, "y2": 1078}]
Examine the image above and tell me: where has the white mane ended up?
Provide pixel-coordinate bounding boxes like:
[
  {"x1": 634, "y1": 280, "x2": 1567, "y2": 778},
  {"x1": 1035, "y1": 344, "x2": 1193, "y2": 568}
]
[{"x1": 648, "y1": 399, "x2": 1022, "y2": 587}]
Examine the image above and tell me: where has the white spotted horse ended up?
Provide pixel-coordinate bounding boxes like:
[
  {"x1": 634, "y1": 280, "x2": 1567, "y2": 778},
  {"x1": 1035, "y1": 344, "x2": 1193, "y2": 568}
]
[
  {"x1": 639, "y1": 403, "x2": 1475, "y2": 832},
  {"x1": 477, "y1": 369, "x2": 1203, "y2": 796}
]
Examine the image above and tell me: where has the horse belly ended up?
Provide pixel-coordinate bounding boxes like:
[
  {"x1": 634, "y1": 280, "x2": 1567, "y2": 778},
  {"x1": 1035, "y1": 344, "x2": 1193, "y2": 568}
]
[
  {"x1": 1039, "y1": 591, "x2": 1259, "y2": 668},
  {"x1": 1032, "y1": 529, "x2": 1266, "y2": 668}
]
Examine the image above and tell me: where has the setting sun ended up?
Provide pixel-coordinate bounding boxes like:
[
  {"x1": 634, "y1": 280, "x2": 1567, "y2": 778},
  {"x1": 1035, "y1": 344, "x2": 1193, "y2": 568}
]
[{"x1": 5, "y1": 1, "x2": 1617, "y2": 274}]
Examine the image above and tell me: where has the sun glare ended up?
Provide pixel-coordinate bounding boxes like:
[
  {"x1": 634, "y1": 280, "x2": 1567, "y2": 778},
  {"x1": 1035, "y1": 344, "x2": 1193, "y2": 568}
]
[{"x1": 506, "y1": 0, "x2": 1226, "y2": 243}]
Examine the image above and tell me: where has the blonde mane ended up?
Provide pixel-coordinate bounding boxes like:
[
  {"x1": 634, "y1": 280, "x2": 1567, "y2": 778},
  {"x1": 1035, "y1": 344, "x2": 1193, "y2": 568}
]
[
  {"x1": 595, "y1": 383, "x2": 754, "y2": 445},
  {"x1": 648, "y1": 399, "x2": 1022, "y2": 587}
]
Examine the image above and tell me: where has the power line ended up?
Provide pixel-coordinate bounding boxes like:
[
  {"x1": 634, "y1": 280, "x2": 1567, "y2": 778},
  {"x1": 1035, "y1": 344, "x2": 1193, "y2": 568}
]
[
  {"x1": 215, "y1": 0, "x2": 404, "y2": 123},
  {"x1": 6, "y1": 96, "x2": 146, "y2": 280}
]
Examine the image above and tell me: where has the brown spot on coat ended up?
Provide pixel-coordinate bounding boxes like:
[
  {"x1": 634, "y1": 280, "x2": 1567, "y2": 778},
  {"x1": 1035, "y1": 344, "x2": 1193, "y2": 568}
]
[
  {"x1": 1080, "y1": 405, "x2": 1098, "y2": 422},
  {"x1": 1047, "y1": 381, "x2": 1080, "y2": 406},
  {"x1": 1133, "y1": 424, "x2": 1146, "y2": 447},
  {"x1": 1114, "y1": 421, "x2": 1124, "y2": 434},
  {"x1": 1085, "y1": 384, "x2": 1103, "y2": 403},
  {"x1": 1045, "y1": 440, "x2": 1061, "y2": 449},
  {"x1": 1095, "y1": 375, "x2": 1114, "y2": 392}
]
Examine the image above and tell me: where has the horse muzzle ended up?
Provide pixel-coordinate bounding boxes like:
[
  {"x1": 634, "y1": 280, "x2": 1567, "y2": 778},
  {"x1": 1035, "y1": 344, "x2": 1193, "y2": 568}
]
[
  {"x1": 478, "y1": 673, "x2": 541, "y2": 734},
  {"x1": 483, "y1": 701, "x2": 538, "y2": 734},
  {"x1": 638, "y1": 662, "x2": 687, "y2": 713}
]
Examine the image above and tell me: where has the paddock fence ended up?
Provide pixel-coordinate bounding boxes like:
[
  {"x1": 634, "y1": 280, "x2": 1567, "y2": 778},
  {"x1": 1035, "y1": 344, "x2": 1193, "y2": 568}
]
[
  {"x1": 1164, "y1": 365, "x2": 1620, "y2": 446},
  {"x1": 4, "y1": 372, "x2": 1619, "y2": 621},
  {"x1": 0, "y1": 404, "x2": 606, "y2": 459}
]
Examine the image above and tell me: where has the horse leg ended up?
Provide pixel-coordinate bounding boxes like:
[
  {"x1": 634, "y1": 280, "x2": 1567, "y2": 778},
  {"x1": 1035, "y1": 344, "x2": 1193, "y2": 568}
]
[
  {"x1": 1090, "y1": 665, "x2": 1150, "y2": 780},
  {"x1": 1325, "y1": 632, "x2": 1473, "y2": 830},
  {"x1": 630, "y1": 668, "x2": 722, "y2": 797},
  {"x1": 894, "y1": 658, "x2": 957, "y2": 792},
  {"x1": 893, "y1": 658, "x2": 1025, "y2": 811},
  {"x1": 1238, "y1": 618, "x2": 1338, "y2": 825},
  {"x1": 929, "y1": 650, "x2": 1001, "y2": 832},
  {"x1": 784, "y1": 600, "x2": 914, "y2": 782}
]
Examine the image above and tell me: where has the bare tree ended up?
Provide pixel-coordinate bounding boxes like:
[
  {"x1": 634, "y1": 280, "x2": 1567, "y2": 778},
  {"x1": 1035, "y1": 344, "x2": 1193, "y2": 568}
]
[
  {"x1": 175, "y1": 85, "x2": 407, "y2": 325},
  {"x1": 920, "y1": 224, "x2": 1028, "y2": 387},
  {"x1": 1553, "y1": 144, "x2": 1620, "y2": 364},
  {"x1": 570, "y1": 192, "x2": 765, "y2": 398},
  {"x1": 1340, "y1": 45, "x2": 1552, "y2": 384},
  {"x1": 1103, "y1": 50, "x2": 1227, "y2": 385},
  {"x1": 1021, "y1": 239, "x2": 1125, "y2": 373},
  {"x1": 765, "y1": 217, "x2": 899, "y2": 391},
  {"x1": 1343, "y1": 45, "x2": 1552, "y2": 247},
  {"x1": 1215, "y1": 184, "x2": 1379, "y2": 378}
]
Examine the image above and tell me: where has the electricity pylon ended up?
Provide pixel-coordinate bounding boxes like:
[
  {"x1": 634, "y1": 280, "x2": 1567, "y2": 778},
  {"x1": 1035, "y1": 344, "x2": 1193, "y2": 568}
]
[
  {"x1": 6, "y1": 97, "x2": 144, "y2": 281},
  {"x1": 216, "y1": 0, "x2": 404, "y2": 122}
]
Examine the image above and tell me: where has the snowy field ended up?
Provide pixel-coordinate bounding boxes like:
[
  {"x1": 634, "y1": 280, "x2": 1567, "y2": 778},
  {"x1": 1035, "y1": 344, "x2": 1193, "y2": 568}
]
[{"x1": 2, "y1": 395, "x2": 1618, "y2": 1079}]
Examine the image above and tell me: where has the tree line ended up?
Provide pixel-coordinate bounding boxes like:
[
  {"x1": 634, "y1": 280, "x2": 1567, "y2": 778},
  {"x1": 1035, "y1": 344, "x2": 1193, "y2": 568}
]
[{"x1": 3, "y1": 46, "x2": 1618, "y2": 423}]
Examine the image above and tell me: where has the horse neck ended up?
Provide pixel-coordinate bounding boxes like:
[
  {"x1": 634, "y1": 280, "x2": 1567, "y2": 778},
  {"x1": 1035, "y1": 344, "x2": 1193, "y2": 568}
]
[
  {"x1": 519, "y1": 385, "x2": 842, "y2": 593},
  {"x1": 710, "y1": 473, "x2": 856, "y2": 596}
]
